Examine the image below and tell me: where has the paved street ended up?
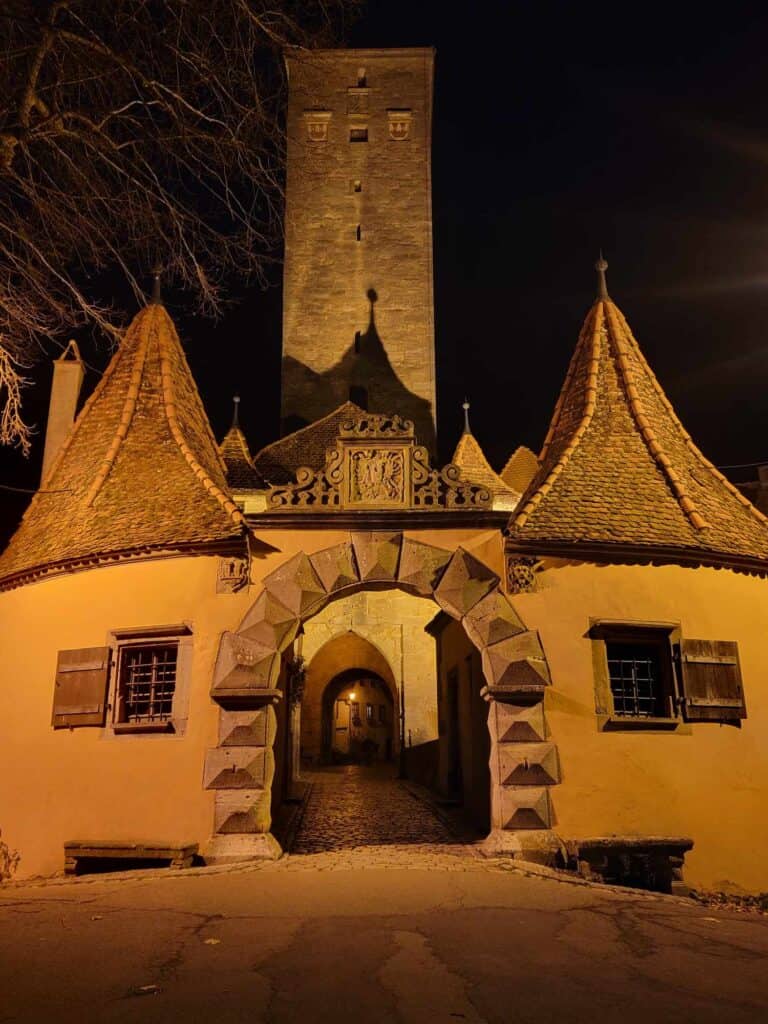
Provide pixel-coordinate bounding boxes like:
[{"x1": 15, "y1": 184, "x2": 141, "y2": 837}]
[
  {"x1": 292, "y1": 764, "x2": 469, "y2": 854},
  {"x1": 1, "y1": 845, "x2": 767, "y2": 1023}
]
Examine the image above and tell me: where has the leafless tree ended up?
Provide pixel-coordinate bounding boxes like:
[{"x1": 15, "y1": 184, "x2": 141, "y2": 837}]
[{"x1": 0, "y1": 0, "x2": 360, "y2": 452}]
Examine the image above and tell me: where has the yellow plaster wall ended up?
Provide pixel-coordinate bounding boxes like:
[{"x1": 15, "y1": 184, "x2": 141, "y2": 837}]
[
  {"x1": 512, "y1": 560, "x2": 768, "y2": 893},
  {"x1": 0, "y1": 555, "x2": 243, "y2": 879}
]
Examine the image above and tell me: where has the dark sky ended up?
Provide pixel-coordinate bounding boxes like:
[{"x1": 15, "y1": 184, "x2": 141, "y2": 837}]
[{"x1": 4, "y1": 1, "x2": 768, "y2": 542}]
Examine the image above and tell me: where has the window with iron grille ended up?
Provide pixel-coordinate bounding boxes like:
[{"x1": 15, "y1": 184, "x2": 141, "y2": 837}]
[
  {"x1": 118, "y1": 643, "x2": 178, "y2": 725},
  {"x1": 606, "y1": 641, "x2": 665, "y2": 718}
]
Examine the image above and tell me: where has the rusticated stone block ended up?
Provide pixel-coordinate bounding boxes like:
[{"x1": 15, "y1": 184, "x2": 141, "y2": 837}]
[
  {"x1": 239, "y1": 591, "x2": 298, "y2": 651},
  {"x1": 434, "y1": 547, "x2": 499, "y2": 619},
  {"x1": 492, "y1": 701, "x2": 547, "y2": 744},
  {"x1": 263, "y1": 552, "x2": 328, "y2": 618},
  {"x1": 498, "y1": 786, "x2": 552, "y2": 830},
  {"x1": 310, "y1": 542, "x2": 360, "y2": 593},
  {"x1": 214, "y1": 790, "x2": 272, "y2": 834},
  {"x1": 212, "y1": 632, "x2": 280, "y2": 693},
  {"x1": 481, "y1": 631, "x2": 550, "y2": 689},
  {"x1": 218, "y1": 708, "x2": 274, "y2": 747},
  {"x1": 462, "y1": 588, "x2": 525, "y2": 649},
  {"x1": 204, "y1": 747, "x2": 268, "y2": 790},
  {"x1": 397, "y1": 538, "x2": 451, "y2": 595},
  {"x1": 498, "y1": 742, "x2": 560, "y2": 786},
  {"x1": 350, "y1": 531, "x2": 402, "y2": 582}
]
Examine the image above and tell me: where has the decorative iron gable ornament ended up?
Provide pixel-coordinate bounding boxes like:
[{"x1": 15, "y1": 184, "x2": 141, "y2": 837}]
[{"x1": 267, "y1": 413, "x2": 492, "y2": 511}]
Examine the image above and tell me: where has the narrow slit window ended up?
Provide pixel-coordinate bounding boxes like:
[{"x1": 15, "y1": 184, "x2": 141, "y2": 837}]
[
  {"x1": 355, "y1": 224, "x2": 362, "y2": 241},
  {"x1": 350, "y1": 127, "x2": 368, "y2": 143},
  {"x1": 357, "y1": 68, "x2": 367, "y2": 87},
  {"x1": 352, "y1": 180, "x2": 362, "y2": 193}
]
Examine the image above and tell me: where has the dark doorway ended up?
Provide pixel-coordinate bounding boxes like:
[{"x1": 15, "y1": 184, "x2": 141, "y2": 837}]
[{"x1": 321, "y1": 669, "x2": 395, "y2": 765}]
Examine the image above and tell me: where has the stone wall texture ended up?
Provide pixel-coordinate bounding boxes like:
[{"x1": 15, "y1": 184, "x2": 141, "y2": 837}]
[{"x1": 282, "y1": 49, "x2": 437, "y2": 449}]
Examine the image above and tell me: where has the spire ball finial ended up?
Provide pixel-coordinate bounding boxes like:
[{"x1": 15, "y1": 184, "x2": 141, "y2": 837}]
[
  {"x1": 151, "y1": 264, "x2": 163, "y2": 305},
  {"x1": 462, "y1": 397, "x2": 471, "y2": 434},
  {"x1": 595, "y1": 251, "x2": 609, "y2": 300},
  {"x1": 231, "y1": 393, "x2": 241, "y2": 428}
]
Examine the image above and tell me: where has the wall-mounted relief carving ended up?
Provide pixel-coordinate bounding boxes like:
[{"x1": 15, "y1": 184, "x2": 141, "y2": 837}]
[
  {"x1": 302, "y1": 109, "x2": 332, "y2": 142},
  {"x1": 387, "y1": 108, "x2": 412, "y2": 140},
  {"x1": 507, "y1": 555, "x2": 540, "y2": 595},
  {"x1": 217, "y1": 556, "x2": 248, "y2": 593},
  {"x1": 347, "y1": 87, "x2": 370, "y2": 115},
  {"x1": 266, "y1": 413, "x2": 491, "y2": 512}
]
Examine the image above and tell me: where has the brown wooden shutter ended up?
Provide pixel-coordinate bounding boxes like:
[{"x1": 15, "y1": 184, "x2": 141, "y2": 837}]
[
  {"x1": 678, "y1": 639, "x2": 746, "y2": 721},
  {"x1": 52, "y1": 647, "x2": 111, "y2": 728}
]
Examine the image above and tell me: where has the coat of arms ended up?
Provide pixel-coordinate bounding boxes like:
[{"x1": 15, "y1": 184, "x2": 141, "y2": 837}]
[{"x1": 348, "y1": 448, "x2": 406, "y2": 505}]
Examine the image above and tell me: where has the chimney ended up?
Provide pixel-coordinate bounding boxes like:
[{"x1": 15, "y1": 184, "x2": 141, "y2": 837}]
[{"x1": 41, "y1": 340, "x2": 84, "y2": 484}]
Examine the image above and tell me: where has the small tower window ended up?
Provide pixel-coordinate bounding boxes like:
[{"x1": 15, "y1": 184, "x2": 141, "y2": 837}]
[
  {"x1": 351, "y1": 180, "x2": 362, "y2": 193},
  {"x1": 357, "y1": 68, "x2": 367, "y2": 88},
  {"x1": 350, "y1": 127, "x2": 368, "y2": 143},
  {"x1": 349, "y1": 385, "x2": 368, "y2": 409},
  {"x1": 355, "y1": 224, "x2": 362, "y2": 242}
]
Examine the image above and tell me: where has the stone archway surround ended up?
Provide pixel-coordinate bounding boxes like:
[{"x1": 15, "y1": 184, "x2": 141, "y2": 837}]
[{"x1": 204, "y1": 532, "x2": 561, "y2": 863}]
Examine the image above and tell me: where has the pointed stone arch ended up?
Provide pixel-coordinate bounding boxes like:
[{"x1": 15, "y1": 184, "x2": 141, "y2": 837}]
[{"x1": 205, "y1": 532, "x2": 560, "y2": 863}]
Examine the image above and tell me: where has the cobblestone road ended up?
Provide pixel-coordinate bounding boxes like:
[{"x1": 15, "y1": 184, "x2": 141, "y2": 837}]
[{"x1": 291, "y1": 763, "x2": 474, "y2": 856}]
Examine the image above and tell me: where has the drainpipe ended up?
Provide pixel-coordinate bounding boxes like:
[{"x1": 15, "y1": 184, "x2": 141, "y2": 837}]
[{"x1": 41, "y1": 340, "x2": 85, "y2": 484}]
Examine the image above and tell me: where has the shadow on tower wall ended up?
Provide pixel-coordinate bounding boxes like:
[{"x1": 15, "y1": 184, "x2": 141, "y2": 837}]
[{"x1": 281, "y1": 290, "x2": 436, "y2": 453}]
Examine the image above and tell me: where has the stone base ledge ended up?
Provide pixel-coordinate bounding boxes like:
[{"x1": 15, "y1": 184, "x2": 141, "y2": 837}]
[
  {"x1": 481, "y1": 828, "x2": 563, "y2": 866},
  {"x1": 204, "y1": 832, "x2": 283, "y2": 865}
]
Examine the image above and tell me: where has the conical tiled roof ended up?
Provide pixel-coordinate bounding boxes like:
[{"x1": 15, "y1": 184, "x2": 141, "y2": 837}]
[
  {"x1": 500, "y1": 446, "x2": 540, "y2": 494},
  {"x1": 451, "y1": 431, "x2": 520, "y2": 510},
  {"x1": 508, "y1": 280, "x2": 768, "y2": 571},
  {"x1": 0, "y1": 302, "x2": 246, "y2": 589},
  {"x1": 219, "y1": 398, "x2": 266, "y2": 490}
]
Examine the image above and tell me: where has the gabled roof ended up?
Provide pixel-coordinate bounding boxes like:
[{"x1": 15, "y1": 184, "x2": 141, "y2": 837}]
[
  {"x1": 219, "y1": 400, "x2": 266, "y2": 490},
  {"x1": 500, "y1": 446, "x2": 540, "y2": 494},
  {"x1": 252, "y1": 401, "x2": 366, "y2": 485},
  {"x1": 0, "y1": 302, "x2": 246, "y2": 589},
  {"x1": 451, "y1": 431, "x2": 520, "y2": 510},
  {"x1": 508, "y1": 273, "x2": 768, "y2": 570}
]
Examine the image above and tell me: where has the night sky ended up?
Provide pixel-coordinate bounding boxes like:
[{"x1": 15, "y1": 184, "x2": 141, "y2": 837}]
[{"x1": 4, "y1": 2, "x2": 768, "y2": 543}]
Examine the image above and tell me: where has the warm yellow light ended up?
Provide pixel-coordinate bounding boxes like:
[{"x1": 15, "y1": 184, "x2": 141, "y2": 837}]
[{"x1": 349, "y1": 693, "x2": 356, "y2": 701}]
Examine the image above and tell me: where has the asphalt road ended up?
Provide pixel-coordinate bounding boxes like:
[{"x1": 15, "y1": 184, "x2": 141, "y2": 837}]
[{"x1": 1, "y1": 852, "x2": 767, "y2": 1024}]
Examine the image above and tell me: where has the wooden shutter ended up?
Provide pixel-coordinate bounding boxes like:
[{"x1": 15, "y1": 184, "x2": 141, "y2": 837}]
[
  {"x1": 678, "y1": 639, "x2": 746, "y2": 721},
  {"x1": 52, "y1": 647, "x2": 111, "y2": 728}
]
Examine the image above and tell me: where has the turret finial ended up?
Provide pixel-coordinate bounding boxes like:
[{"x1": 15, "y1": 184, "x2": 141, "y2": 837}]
[
  {"x1": 595, "y1": 251, "x2": 609, "y2": 301},
  {"x1": 231, "y1": 394, "x2": 241, "y2": 429},
  {"x1": 151, "y1": 265, "x2": 163, "y2": 305},
  {"x1": 462, "y1": 397, "x2": 471, "y2": 434}
]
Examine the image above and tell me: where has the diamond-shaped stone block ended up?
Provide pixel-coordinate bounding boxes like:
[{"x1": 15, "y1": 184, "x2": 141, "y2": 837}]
[
  {"x1": 218, "y1": 708, "x2": 275, "y2": 747},
  {"x1": 239, "y1": 591, "x2": 298, "y2": 652},
  {"x1": 204, "y1": 747, "x2": 268, "y2": 790},
  {"x1": 212, "y1": 632, "x2": 280, "y2": 694},
  {"x1": 214, "y1": 790, "x2": 271, "y2": 834},
  {"x1": 397, "y1": 538, "x2": 452, "y2": 595},
  {"x1": 499, "y1": 786, "x2": 552, "y2": 829},
  {"x1": 492, "y1": 702, "x2": 547, "y2": 743},
  {"x1": 498, "y1": 742, "x2": 560, "y2": 786},
  {"x1": 310, "y1": 542, "x2": 360, "y2": 593},
  {"x1": 350, "y1": 532, "x2": 402, "y2": 582},
  {"x1": 434, "y1": 548, "x2": 499, "y2": 619},
  {"x1": 263, "y1": 552, "x2": 328, "y2": 619},
  {"x1": 462, "y1": 589, "x2": 526, "y2": 649},
  {"x1": 481, "y1": 630, "x2": 550, "y2": 689}
]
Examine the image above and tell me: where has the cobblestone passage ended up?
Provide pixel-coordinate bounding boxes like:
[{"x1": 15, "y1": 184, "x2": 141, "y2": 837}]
[{"x1": 291, "y1": 763, "x2": 472, "y2": 856}]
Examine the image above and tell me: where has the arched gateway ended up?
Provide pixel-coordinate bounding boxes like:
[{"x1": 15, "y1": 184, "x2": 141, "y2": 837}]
[{"x1": 205, "y1": 532, "x2": 560, "y2": 863}]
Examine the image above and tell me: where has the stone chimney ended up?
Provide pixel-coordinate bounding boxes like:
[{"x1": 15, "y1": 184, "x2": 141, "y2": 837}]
[{"x1": 41, "y1": 340, "x2": 84, "y2": 484}]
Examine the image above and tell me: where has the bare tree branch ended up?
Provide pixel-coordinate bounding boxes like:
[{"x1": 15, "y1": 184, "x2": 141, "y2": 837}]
[{"x1": 0, "y1": 0, "x2": 361, "y2": 449}]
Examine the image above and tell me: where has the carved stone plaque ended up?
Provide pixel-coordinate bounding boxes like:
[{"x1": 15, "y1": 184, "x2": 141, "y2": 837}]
[{"x1": 344, "y1": 445, "x2": 409, "y2": 508}]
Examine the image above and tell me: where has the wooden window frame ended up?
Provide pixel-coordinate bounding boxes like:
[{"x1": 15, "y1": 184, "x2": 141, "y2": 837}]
[
  {"x1": 590, "y1": 621, "x2": 688, "y2": 732},
  {"x1": 106, "y1": 624, "x2": 193, "y2": 738}
]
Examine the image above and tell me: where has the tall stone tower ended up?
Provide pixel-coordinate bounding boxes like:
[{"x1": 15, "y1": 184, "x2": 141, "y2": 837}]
[{"x1": 281, "y1": 48, "x2": 437, "y2": 451}]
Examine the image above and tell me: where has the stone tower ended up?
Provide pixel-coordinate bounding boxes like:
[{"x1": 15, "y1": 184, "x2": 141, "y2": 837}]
[{"x1": 281, "y1": 48, "x2": 437, "y2": 451}]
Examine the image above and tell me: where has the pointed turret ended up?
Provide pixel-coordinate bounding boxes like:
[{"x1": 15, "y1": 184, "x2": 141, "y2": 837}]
[
  {"x1": 508, "y1": 258, "x2": 768, "y2": 570},
  {"x1": 219, "y1": 396, "x2": 266, "y2": 489},
  {"x1": 0, "y1": 298, "x2": 246, "y2": 590},
  {"x1": 451, "y1": 400, "x2": 520, "y2": 511}
]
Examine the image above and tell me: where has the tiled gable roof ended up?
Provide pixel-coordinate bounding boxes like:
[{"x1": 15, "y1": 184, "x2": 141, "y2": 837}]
[
  {"x1": 508, "y1": 294, "x2": 768, "y2": 569},
  {"x1": 451, "y1": 431, "x2": 520, "y2": 510},
  {"x1": 252, "y1": 401, "x2": 366, "y2": 485},
  {"x1": 0, "y1": 303, "x2": 245, "y2": 589},
  {"x1": 220, "y1": 424, "x2": 266, "y2": 490}
]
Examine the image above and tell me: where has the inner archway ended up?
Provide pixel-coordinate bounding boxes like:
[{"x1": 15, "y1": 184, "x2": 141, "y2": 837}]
[{"x1": 321, "y1": 669, "x2": 395, "y2": 764}]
